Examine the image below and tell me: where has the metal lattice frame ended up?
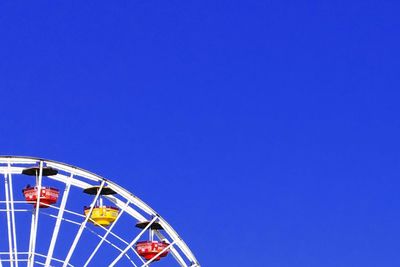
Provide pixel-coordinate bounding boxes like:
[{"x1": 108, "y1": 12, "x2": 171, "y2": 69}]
[{"x1": 0, "y1": 156, "x2": 200, "y2": 267}]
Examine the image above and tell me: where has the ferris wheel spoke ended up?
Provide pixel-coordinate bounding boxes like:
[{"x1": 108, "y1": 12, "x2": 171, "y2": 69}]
[
  {"x1": 4, "y1": 170, "x2": 14, "y2": 267},
  {"x1": 7, "y1": 163, "x2": 19, "y2": 267},
  {"x1": 36, "y1": 252, "x2": 72, "y2": 267},
  {"x1": 38, "y1": 210, "x2": 137, "y2": 267},
  {"x1": 109, "y1": 216, "x2": 158, "y2": 267},
  {"x1": 33, "y1": 259, "x2": 47, "y2": 266},
  {"x1": 45, "y1": 173, "x2": 73, "y2": 267},
  {"x1": 27, "y1": 209, "x2": 35, "y2": 265},
  {"x1": 28, "y1": 161, "x2": 44, "y2": 267},
  {"x1": 62, "y1": 180, "x2": 105, "y2": 267},
  {"x1": 82, "y1": 223, "x2": 139, "y2": 266}
]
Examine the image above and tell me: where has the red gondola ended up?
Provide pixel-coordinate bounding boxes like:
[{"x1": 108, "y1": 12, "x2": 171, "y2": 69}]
[
  {"x1": 135, "y1": 241, "x2": 169, "y2": 261},
  {"x1": 22, "y1": 186, "x2": 59, "y2": 208}
]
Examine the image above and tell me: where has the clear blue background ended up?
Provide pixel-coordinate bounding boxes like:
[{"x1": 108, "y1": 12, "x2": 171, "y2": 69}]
[{"x1": 1, "y1": 1, "x2": 400, "y2": 266}]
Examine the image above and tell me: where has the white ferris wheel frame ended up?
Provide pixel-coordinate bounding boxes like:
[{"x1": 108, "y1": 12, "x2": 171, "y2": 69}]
[{"x1": 0, "y1": 156, "x2": 200, "y2": 267}]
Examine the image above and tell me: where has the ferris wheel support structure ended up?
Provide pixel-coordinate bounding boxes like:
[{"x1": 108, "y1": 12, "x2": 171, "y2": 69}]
[{"x1": 0, "y1": 156, "x2": 200, "y2": 267}]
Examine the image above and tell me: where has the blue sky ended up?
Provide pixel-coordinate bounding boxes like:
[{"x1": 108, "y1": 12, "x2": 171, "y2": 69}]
[{"x1": 1, "y1": 1, "x2": 400, "y2": 266}]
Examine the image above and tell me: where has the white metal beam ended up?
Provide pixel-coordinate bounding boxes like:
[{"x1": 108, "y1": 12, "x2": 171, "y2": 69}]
[
  {"x1": 39, "y1": 210, "x2": 137, "y2": 266},
  {"x1": 44, "y1": 173, "x2": 72, "y2": 266},
  {"x1": 28, "y1": 161, "x2": 43, "y2": 267},
  {"x1": 7, "y1": 163, "x2": 18, "y2": 267},
  {"x1": 62, "y1": 180, "x2": 105, "y2": 267},
  {"x1": 4, "y1": 170, "x2": 14, "y2": 267}
]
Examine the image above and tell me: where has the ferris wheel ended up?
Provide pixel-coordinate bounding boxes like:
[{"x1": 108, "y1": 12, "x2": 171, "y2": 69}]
[{"x1": 0, "y1": 156, "x2": 200, "y2": 267}]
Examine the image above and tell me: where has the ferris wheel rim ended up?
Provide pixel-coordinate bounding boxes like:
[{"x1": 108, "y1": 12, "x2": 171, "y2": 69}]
[{"x1": 0, "y1": 155, "x2": 200, "y2": 267}]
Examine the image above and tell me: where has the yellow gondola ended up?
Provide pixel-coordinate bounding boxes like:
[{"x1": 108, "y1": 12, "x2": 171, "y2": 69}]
[
  {"x1": 84, "y1": 206, "x2": 119, "y2": 226},
  {"x1": 83, "y1": 185, "x2": 119, "y2": 227}
]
